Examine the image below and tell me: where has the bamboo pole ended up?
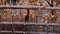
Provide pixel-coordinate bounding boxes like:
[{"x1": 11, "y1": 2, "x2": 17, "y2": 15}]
[{"x1": 0, "y1": 6, "x2": 60, "y2": 9}]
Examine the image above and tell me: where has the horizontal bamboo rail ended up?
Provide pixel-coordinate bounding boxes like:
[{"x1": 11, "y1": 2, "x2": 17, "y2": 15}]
[
  {"x1": 0, "y1": 5, "x2": 60, "y2": 9},
  {"x1": 0, "y1": 22, "x2": 59, "y2": 26}
]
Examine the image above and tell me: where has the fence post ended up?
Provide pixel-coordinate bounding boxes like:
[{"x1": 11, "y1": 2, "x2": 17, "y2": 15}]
[{"x1": 47, "y1": 24, "x2": 48, "y2": 34}]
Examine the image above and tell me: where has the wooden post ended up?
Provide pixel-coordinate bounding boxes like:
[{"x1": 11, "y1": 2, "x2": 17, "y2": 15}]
[
  {"x1": 47, "y1": 24, "x2": 48, "y2": 34},
  {"x1": 25, "y1": 9, "x2": 29, "y2": 22},
  {"x1": 0, "y1": 9, "x2": 1, "y2": 22}
]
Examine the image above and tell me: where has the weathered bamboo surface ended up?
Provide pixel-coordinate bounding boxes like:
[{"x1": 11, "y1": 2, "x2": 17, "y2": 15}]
[{"x1": 0, "y1": 5, "x2": 60, "y2": 9}]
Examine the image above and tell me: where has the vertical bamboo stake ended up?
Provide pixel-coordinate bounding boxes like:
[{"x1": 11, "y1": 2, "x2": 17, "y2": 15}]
[
  {"x1": 24, "y1": 0, "x2": 29, "y2": 6},
  {"x1": 2, "y1": 0, "x2": 6, "y2": 5},
  {"x1": 0, "y1": 9, "x2": 1, "y2": 22},
  {"x1": 0, "y1": 0, "x2": 2, "y2": 5},
  {"x1": 6, "y1": 0, "x2": 9, "y2": 5}
]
